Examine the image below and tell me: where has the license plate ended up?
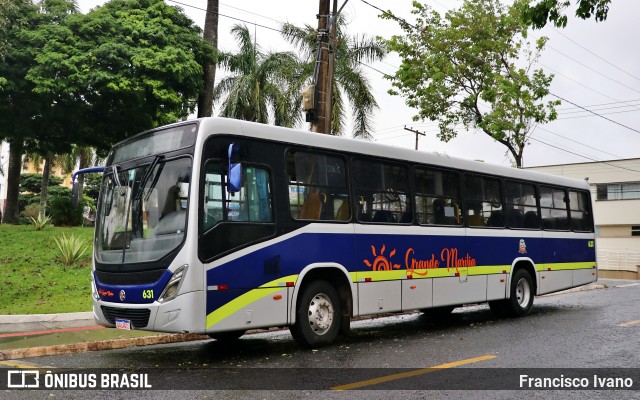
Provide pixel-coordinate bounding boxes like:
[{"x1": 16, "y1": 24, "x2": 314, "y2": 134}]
[{"x1": 115, "y1": 319, "x2": 131, "y2": 330}]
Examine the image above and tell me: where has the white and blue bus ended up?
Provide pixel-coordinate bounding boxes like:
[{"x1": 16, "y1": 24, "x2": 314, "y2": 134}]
[{"x1": 91, "y1": 117, "x2": 597, "y2": 347}]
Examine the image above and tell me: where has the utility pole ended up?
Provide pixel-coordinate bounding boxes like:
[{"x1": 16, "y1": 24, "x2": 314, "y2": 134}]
[
  {"x1": 310, "y1": 0, "x2": 330, "y2": 134},
  {"x1": 324, "y1": 0, "x2": 338, "y2": 135},
  {"x1": 404, "y1": 126, "x2": 427, "y2": 150}
]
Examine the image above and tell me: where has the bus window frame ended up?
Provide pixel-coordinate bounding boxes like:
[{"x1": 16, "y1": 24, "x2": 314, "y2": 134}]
[
  {"x1": 285, "y1": 147, "x2": 352, "y2": 224},
  {"x1": 412, "y1": 165, "x2": 463, "y2": 227}
]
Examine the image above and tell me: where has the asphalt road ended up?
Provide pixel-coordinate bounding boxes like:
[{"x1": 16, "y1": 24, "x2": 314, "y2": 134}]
[{"x1": 2, "y1": 279, "x2": 639, "y2": 399}]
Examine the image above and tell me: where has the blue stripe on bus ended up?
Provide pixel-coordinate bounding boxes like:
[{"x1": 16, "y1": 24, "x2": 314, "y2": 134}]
[
  {"x1": 204, "y1": 232, "x2": 595, "y2": 314},
  {"x1": 94, "y1": 270, "x2": 172, "y2": 304}
]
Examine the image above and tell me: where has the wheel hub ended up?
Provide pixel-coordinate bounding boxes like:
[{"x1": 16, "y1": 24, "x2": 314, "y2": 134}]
[{"x1": 308, "y1": 293, "x2": 334, "y2": 335}]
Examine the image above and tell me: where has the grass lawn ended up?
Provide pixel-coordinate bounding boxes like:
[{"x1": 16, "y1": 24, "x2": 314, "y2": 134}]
[{"x1": 0, "y1": 224, "x2": 95, "y2": 315}]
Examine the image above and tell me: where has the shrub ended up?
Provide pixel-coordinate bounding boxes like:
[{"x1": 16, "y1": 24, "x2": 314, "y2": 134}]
[
  {"x1": 22, "y1": 204, "x2": 41, "y2": 220},
  {"x1": 54, "y1": 233, "x2": 89, "y2": 267},
  {"x1": 48, "y1": 196, "x2": 84, "y2": 226},
  {"x1": 29, "y1": 214, "x2": 52, "y2": 231}
]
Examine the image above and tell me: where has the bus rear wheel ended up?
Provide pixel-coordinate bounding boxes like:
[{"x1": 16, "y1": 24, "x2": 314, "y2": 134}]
[
  {"x1": 290, "y1": 280, "x2": 341, "y2": 347},
  {"x1": 493, "y1": 269, "x2": 534, "y2": 317}
]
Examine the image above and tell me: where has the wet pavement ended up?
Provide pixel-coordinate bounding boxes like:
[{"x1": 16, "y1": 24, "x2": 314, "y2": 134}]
[{"x1": 0, "y1": 279, "x2": 630, "y2": 360}]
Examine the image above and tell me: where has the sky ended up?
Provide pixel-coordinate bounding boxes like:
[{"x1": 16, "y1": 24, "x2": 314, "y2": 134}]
[{"x1": 75, "y1": 0, "x2": 640, "y2": 169}]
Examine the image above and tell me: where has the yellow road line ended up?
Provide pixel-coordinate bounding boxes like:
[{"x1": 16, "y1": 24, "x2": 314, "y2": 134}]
[
  {"x1": 0, "y1": 360, "x2": 44, "y2": 369},
  {"x1": 331, "y1": 354, "x2": 497, "y2": 391},
  {"x1": 618, "y1": 319, "x2": 640, "y2": 327}
]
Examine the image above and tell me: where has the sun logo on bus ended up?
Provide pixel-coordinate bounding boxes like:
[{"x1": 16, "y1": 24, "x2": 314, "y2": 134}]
[{"x1": 363, "y1": 244, "x2": 401, "y2": 271}]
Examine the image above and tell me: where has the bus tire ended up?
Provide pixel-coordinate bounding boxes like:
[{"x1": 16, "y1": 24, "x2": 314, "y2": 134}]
[
  {"x1": 208, "y1": 330, "x2": 246, "y2": 341},
  {"x1": 505, "y1": 269, "x2": 534, "y2": 317},
  {"x1": 290, "y1": 280, "x2": 341, "y2": 347}
]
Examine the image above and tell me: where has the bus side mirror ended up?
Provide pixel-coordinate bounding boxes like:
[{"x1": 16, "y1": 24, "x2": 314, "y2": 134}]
[
  {"x1": 71, "y1": 181, "x2": 80, "y2": 208},
  {"x1": 228, "y1": 163, "x2": 242, "y2": 193},
  {"x1": 228, "y1": 143, "x2": 242, "y2": 194}
]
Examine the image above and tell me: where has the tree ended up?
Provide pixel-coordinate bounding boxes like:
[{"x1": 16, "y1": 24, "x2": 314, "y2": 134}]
[
  {"x1": 522, "y1": 0, "x2": 611, "y2": 28},
  {"x1": 19, "y1": 173, "x2": 63, "y2": 194},
  {"x1": 213, "y1": 24, "x2": 302, "y2": 127},
  {"x1": 281, "y1": 16, "x2": 386, "y2": 139},
  {"x1": 384, "y1": 0, "x2": 559, "y2": 168},
  {"x1": 197, "y1": 0, "x2": 219, "y2": 118},
  {"x1": 0, "y1": 0, "x2": 71, "y2": 223},
  {"x1": 26, "y1": 0, "x2": 214, "y2": 149}
]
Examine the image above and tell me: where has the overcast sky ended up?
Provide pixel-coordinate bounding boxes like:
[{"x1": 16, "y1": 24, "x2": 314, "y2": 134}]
[{"x1": 77, "y1": 0, "x2": 640, "y2": 169}]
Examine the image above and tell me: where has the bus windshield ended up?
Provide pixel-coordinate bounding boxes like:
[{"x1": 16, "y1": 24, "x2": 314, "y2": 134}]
[{"x1": 96, "y1": 157, "x2": 192, "y2": 264}]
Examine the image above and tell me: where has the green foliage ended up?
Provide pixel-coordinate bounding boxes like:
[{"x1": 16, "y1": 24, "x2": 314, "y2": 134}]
[
  {"x1": 83, "y1": 174, "x2": 102, "y2": 204},
  {"x1": 0, "y1": 225, "x2": 93, "y2": 314},
  {"x1": 521, "y1": 0, "x2": 611, "y2": 29},
  {"x1": 384, "y1": 0, "x2": 559, "y2": 167},
  {"x1": 54, "y1": 232, "x2": 89, "y2": 267},
  {"x1": 19, "y1": 173, "x2": 64, "y2": 193},
  {"x1": 29, "y1": 214, "x2": 52, "y2": 231},
  {"x1": 26, "y1": 0, "x2": 214, "y2": 150},
  {"x1": 48, "y1": 196, "x2": 84, "y2": 226},
  {"x1": 214, "y1": 24, "x2": 303, "y2": 128},
  {"x1": 281, "y1": 16, "x2": 387, "y2": 139},
  {"x1": 22, "y1": 203, "x2": 41, "y2": 219}
]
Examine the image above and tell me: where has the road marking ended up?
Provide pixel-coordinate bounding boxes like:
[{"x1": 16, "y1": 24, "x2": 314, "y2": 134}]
[
  {"x1": 618, "y1": 319, "x2": 640, "y2": 327},
  {"x1": 615, "y1": 283, "x2": 640, "y2": 288},
  {"x1": 0, "y1": 360, "x2": 46, "y2": 369},
  {"x1": 0, "y1": 325, "x2": 104, "y2": 338},
  {"x1": 331, "y1": 354, "x2": 497, "y2": 391}
]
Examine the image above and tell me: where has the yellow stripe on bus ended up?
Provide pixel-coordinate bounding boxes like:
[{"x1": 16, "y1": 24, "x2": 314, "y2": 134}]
[
  {"x1": 536, "y1": 262, "x2": 596, "y2": 271},
  {"x1": 205, "y1": 275, "x2": 298, "y2": 328}
]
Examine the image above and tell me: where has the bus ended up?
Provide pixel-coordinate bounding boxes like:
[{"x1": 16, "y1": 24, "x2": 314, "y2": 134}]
[{"x1": 91, "y1": 117, "x2": 597, "y2": 347}]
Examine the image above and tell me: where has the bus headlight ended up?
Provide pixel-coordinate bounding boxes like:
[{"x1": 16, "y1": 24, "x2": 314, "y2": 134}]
[
  {"x1": 91, "y1": 278, "x2": 99, "y2": 301},
  {"x1": 158, "y1": 264, "x2": 188, "y2": 303}
]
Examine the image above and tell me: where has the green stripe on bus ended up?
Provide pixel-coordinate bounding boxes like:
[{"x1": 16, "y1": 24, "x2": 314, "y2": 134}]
[
  {"x1": 536, "y1": 262, "x2": 596, "y2": 271},
  {"x1": 205, "y1": 275, "x2": 298, "y2": 328}
]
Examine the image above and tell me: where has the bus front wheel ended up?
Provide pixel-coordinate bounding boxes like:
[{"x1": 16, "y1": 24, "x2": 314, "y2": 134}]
[{"x1": 290, "y1": 280, "x2": 341, "y2": 347}]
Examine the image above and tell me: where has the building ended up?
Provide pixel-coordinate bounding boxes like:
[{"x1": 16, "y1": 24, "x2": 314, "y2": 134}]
[{"x1": 528, "y1": 158, "x2": 640, "y2": 280}]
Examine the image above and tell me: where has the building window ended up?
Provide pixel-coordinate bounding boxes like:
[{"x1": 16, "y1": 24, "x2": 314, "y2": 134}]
[
  {"x1": 596, "y1": 182, "x2": 640, "y2": 200},
  {"x1": 632, "y1": 226, "x2": 640, "y2": 236}
]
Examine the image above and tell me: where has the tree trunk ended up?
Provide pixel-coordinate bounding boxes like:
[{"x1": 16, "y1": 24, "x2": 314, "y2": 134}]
[
  {"x1": 197, "y1": 0, "x2": 219, "y2": 118},
  {"x1": 39, "y1": 151, "x2": 52, "y2": 217},
  {"x1": 78, "y1": 147, "x2": 90, "y2": 199},
  {"x1": 3, "y1": 139, "x2": 23, "y2": 224}
]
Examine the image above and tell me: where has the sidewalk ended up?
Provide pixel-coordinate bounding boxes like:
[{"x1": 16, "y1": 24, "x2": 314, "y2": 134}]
[
  {"x1": 0, "y1": 279, "x2": 625, "y2": 361},
  {"x1": 0, "y1": 312, "x2": 208, "y2": 361}
]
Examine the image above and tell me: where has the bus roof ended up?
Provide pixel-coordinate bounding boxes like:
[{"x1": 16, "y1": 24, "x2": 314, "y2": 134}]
[{"x1": 201, "y1": 117, "x2": 591, "y2": 191}]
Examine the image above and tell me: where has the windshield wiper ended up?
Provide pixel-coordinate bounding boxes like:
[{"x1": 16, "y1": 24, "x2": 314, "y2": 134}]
[
  {"x1": 112, "y1": 164, "x2": 126, "y2": 196},
  {"x1": 135, "y1": 155, "x2": 164, "y2": 200}
]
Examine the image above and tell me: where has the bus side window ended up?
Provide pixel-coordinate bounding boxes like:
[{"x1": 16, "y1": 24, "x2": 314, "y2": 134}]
[
  {"x1": 464, "y1": 175, "x2": 504, "y2": 228},
  {"x1": 505, "y1": 180, "x2": 539, "y2": 229},
  {"x1": 540, "y1": 186, "x2": 569, "y2": 231},
  {"x1": 352, "y1": 158, "x2": 411, "y2": 224},
  {"x1": 286, "y1": 150, "x2": 349, "y2": 222},
  {"x1": 414, "y1": 167, "x2": 461, "y2": 226}
]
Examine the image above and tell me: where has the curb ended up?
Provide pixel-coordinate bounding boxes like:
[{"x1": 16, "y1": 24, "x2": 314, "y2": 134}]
[
  {"x1": 0, "y1": 333, "x2": 209, "y2": 361},
  {"x1": 0, "y1": 312, "x2": 94, "y2": 324}
]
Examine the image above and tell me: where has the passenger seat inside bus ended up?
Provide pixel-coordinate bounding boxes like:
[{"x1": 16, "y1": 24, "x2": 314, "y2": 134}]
[{"x1": 299, "y1": 192, "x2": 324, "y2": 220}]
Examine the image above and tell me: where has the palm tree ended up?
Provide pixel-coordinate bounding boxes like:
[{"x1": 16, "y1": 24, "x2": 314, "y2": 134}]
[
  {"x1": 281, "y1": 15, "x2": 386, "y2": 139},
  {"x1": 213, "y1": 24, "x2": 303, "y2": 127}
]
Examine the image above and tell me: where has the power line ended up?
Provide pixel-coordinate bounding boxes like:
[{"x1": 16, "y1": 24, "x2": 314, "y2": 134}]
[
  {"x1": 528, "y1": 136, "x2": 640, "y2": 174},
  {"x1": 551, "y1": 27, "x2": 640, "y2": 85},
  {"x1": 546, "y1": 45, "x2": 640, "y2": 96},
  {"x1": 550, "y1": 93, "x2": 640, "y2": 135},
  {"x1": 167, "y1": 0, "x2": 286, "y2": 34}
]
